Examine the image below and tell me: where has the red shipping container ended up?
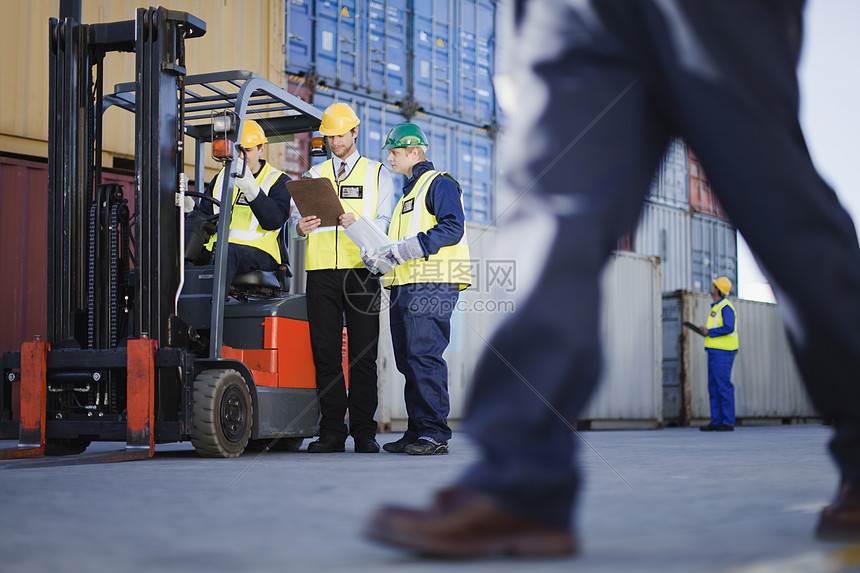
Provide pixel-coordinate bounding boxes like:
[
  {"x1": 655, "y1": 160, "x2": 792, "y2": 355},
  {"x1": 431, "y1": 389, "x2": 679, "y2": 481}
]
[{"x1": 688, "y1": 147, "x2": 729, "y2": 221}]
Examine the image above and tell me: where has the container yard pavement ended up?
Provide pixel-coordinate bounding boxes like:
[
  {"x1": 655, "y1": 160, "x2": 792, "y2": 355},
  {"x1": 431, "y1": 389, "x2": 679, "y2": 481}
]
[{"x1": 2, "y1": 425, "x2": 859, "y2": 573}]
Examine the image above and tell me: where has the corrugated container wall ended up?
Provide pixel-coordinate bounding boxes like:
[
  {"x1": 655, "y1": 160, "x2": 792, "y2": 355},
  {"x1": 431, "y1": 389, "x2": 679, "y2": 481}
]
[
  {"x1": 378, "y1": 246, "x2": 663, "y2": 428},
  {"x1": 688, "y1": 147, "x2": 729, "y2": 219},
  {"x1": 647, "y1": 138, "x2": 688, "y2": 207},
  {"x1": 691, "y1": 213, "x2": 737, "y2": 294},
  {"x1": 285, "y1": 0, "x2": 496, "y2": 126},
  {"x1": 663, "y1": 292, "x2": 815, "y2": 424},
  {"x1": 633, "y1": 202, "x2": 691, "y2": 293},
  {"x1": 1, "y1": 0, "x2": 289, "y2": 182},
  {"x1": 312, "y1": 0, "x2": 409, "y2": 100},
  {"x1": 411, "y1": 113, "x2": 495, "y2": 224},
  {"x1": 580, "y1": 252, "x2": 663, "y2": 427}
]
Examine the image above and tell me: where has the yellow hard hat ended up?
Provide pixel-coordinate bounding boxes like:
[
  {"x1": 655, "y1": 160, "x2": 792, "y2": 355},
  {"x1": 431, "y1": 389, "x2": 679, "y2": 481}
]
[
  {"x1": 319, "y1": 102, "x2": 360, "y2": 136},
  {"x1": 713, "y1": 277, "x2": 732, "y2": 296},
  {"x1": 241, "y1": 119, "x2": 268, "y2": 148}
]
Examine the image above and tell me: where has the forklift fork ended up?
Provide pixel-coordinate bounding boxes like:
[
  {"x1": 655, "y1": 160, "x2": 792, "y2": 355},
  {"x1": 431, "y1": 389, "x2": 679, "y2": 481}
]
[{"x1": 0, "y1": 338, "x2": 157, "y2": 467}]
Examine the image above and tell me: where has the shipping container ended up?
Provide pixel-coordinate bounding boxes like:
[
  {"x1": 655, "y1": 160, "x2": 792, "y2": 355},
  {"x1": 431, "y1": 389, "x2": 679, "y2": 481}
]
[
  {"x1": 580, "y1": 252, "x2": 663, "y2": 427},
  {"x1": 411, "y1": 113, "x2": 495, "y2": 224},
  {"x1": 379, "y1": 248, "x2": 662, "y2": 428},
  {"x1": 412, "y1": 0, "x2": 496, "y2": 125},
  {"x1": 691, "y1": 212, "x2": 737, "y2": 294},
  {"x1": 633, "y1": 201, "x2": 692, "y2": 293},
  {"x1": 688, "y1": 147, "x2": 729, "y2": 220},
  {"x1": 663, "y1": 291, "x2": 815, "y2": 425},
  {"x1": 1, "y1": 0, "x2": 288, "y2": 179},
  {"x1": 0, "y1": 156, "x2": 137, "y2": 354},
  {"x1": 281, "y1": 76, "x2": 316, "y2": 179},
  {"x1": 631, "y1": 201, "x2": 738, "y2": 295},
  {"x1": 285, "y1": 0, "x2": 315, "y2": 74},
  {"x1": 647, "y1": 137, "x2": 688, "y2": 207},
  {"x1": 455, "y1": 0, "x2": 496, "y2": 124},
  {"x1": 311, "y1": 0, "x2": 409, "y2": 100}
]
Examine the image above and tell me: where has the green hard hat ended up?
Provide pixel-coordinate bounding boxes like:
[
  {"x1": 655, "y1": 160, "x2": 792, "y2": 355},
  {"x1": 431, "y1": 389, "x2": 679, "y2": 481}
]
[{"x1": 382, "y1": 123, "x2": 429, "y2": 150}]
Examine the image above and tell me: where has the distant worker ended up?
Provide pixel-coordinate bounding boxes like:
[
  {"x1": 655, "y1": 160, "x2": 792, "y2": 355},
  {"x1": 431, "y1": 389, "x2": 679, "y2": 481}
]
[
  {"x1": 698, "y1": 277, "x2": 738, "y2": 432},
  {"x1": 187, "y1": 119, "x2": 291, "y2": 289},
  {"x1": 365, "y1": 0, "x2": 860, "y2": 558},
  {"x1": 357, "y1": 123, "x2": 471, "y2": 456},
  {"x1": 292, "y1": 102, "x2": 395, "y2": 454}
]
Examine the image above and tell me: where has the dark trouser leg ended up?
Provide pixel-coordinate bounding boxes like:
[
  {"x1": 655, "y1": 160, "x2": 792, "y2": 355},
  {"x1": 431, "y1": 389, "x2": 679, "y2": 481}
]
[
  {"x1": 459, "y1": 1, "x2": 669, "y2": 528},
  {"x1": 639, "y1": 0, "x2": 860, "y2": 482},
  {"x1": 389, "y1": 287, "x2": 420, "y2": 443},
  {"x1": 306, "y1": 270, "x2": 348, "y2": 440},
  {"x1": 392, "y1": 284, "x2": 458, "y2": 444},
  {"x1": 343, "y1": 268, "x2": 382, "y2": 439},
  {"x1": 226, "y1": 244, "x2": 278, "y2": 288}
]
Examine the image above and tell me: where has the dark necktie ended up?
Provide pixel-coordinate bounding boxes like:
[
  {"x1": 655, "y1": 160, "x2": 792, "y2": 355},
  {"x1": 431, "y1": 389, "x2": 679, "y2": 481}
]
[{"x1": 337, "y1": 161, "x2": 346, "y2": 182}]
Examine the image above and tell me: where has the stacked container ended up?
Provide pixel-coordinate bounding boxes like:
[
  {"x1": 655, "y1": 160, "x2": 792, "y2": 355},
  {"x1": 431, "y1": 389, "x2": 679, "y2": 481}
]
[
  {"x1": 628, "y1": 137, "x2": 738, "y2": 294},
  {"x1": 284, "y1": 0, "x2": 497, "y2": 224}
]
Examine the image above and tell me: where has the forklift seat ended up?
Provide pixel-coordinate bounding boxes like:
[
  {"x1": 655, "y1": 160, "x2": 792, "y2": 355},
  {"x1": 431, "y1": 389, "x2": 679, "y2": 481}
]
[{"x1": 230, "y1": 220, "x2": 292, "y2": 295}]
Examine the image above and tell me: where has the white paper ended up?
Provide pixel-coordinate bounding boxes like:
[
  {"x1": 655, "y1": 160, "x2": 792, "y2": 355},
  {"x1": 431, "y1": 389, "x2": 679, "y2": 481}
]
[{"x1": 344, "y1": 217, "x2": 392, "y2": 251}]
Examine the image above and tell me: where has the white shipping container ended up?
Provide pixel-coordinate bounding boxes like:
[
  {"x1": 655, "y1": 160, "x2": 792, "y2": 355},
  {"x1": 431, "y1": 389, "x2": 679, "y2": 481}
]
[
  {"x1": 633, "y1": 201, "x2": 691, "y2": 293},
  {"x1": 581, "y1": 252, "x2": 663, "y2": 426},
  {"x1": 647, "y1": 138, "x2": 688, "y2": 207},
  {"x1": 378, "y1": 245, "x2": 663, "y2": 429}
]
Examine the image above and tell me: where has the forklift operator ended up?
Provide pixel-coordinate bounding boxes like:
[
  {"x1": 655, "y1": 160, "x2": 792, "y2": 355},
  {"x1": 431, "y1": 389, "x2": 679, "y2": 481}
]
[{"x1": 187, "y1": 119, "x2": 292, "y2": 288}]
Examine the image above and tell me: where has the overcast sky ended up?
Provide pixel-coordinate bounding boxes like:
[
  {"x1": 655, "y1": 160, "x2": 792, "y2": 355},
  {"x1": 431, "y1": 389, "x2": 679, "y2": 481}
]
[{"x1": 739, "y1": 0, "x2": 860, "y2": 299}]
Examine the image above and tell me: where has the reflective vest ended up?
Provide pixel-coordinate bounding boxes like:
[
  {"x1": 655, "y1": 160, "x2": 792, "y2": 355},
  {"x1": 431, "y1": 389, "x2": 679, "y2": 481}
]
[
  {"x1": 205, "y1": 161, "x2": 285, "y2": 263},
  {"x1": 705, "y1": 297, "x2": 739, "y2": 351},
  {"x1": 305, "y1": 157, "x2": 382, "y2": 270},
  {"x1": 385, "y1": 170, "x2": 471, "y2": 290}
]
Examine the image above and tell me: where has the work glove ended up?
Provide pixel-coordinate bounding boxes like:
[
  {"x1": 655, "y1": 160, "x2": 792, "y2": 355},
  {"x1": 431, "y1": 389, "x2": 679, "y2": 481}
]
[
  {"x1": 235, "y1": 169, "x2": 261, "y2": 201},
  {"x1": 361, "y1": 235, "x2": 425, "y2": 275}
]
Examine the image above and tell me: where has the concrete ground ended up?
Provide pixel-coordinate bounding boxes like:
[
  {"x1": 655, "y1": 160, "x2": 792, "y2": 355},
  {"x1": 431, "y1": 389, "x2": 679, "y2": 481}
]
[{"x1": 1, "y1": 425, "x2": 859, "y2": 573}]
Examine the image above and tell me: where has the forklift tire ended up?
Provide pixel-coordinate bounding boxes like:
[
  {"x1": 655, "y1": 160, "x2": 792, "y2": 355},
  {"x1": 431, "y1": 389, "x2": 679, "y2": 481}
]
[
  {"x1": 246, "y1": 437, "x2": 304, "y2": 452},
  {"x1": 45, "y1": 438, "x2": 92, "y2": 456},
  {"x1": 190, "y1": 369, "x2": 252, "y2": 458}
]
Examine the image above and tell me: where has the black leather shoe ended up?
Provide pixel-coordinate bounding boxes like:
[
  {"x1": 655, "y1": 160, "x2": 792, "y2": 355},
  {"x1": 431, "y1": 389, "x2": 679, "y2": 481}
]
[
  {"x1": 354, "y1": 437, "x2": 380, "y2": 453},
  {"x1": 307, "y1": 435, "x2": 345, "y2": 453},
  {"x1": 382, "y1": 436, "x2": 414, "y2": 453},
  {"x1": 405, "y1": 439, "x2": 448, "y2": 455},
  {"x1": 715, "y1": 425, "x2": 734, "y2": 432},
  {"x1": 700, "y1": 424, "x2": 719, "y2": 432},
  {"x1": 817, "y1": 482, "x2": 860, "y2": 541}
]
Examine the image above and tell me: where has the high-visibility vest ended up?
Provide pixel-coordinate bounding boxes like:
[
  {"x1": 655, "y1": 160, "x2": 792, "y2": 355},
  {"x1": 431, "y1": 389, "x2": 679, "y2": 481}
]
[
  {"x1": 705, "y1": 297, "x2": 739, "y2": 351},
  {"x1": 305, "y1": 157, "x2": 382, "y2": 270},
  {"x1": 384, "y1": 170, "x2": 471, "y2": 290},
  {"x1": 205, "y1": 162, "x2": 286, "y2": 263}
]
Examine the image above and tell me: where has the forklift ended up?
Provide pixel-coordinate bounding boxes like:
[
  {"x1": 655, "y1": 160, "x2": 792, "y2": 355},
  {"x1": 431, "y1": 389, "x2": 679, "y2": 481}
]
[{"x1": 0, "y1": 6, "x2": 326, "y2": 462}]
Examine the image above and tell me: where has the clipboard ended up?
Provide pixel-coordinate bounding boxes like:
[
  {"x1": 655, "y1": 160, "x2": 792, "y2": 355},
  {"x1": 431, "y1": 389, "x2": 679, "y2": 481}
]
[
  {"x1": 286, "y1": 178, "x2": 345, "y2": 227},
  {"x1": 683, "y1": 321, "x2": 705, "y2": 336}
]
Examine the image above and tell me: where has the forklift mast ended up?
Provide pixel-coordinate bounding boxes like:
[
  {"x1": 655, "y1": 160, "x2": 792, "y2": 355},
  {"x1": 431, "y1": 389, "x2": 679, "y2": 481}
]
[{"x1": 48, "y1": 7, "x2": 205, "y2": 349}]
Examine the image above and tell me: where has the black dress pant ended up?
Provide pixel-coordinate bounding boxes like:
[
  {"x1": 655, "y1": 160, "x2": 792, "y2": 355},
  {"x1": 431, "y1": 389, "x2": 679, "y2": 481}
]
[{"x1": 306, "y1": 268, "x2": 381, "y2": 440}]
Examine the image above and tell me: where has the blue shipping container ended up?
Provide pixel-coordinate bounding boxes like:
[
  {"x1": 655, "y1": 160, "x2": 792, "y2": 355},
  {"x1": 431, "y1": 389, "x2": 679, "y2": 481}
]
[
  {"x1": 412, "y1": 0, "x2": 496, "y2": 125},
  {"x1": 411, "y1": 113, "x2": 494, "y2": 224},
  {"x1": 311, "y1": 0, "x2": 409, "y2": 100},
  {"x1": 312, "y1": 87, "x2": 408, "y2": 191},
  {"x1": 285, "y1": 0, "x2": 314, "y2": 74},
  {"x1": 456, "y1": 0, "x2": 496, "y2": 124}
]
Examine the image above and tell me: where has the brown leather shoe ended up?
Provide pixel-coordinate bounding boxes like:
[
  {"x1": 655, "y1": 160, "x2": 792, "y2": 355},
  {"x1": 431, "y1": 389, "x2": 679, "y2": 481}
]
[
  {"x1": 365, "y1": 486, "x2": 577, "y2": 558},
  {"x1": 817, "y1": 481, "x2": 860, "y2": 541}
]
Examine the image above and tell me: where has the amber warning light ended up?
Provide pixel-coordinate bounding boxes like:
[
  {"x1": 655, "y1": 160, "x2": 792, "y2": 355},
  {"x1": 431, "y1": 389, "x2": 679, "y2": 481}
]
[{"x1": 212, "y1": 139, "x2": 233, "y2": 160}]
